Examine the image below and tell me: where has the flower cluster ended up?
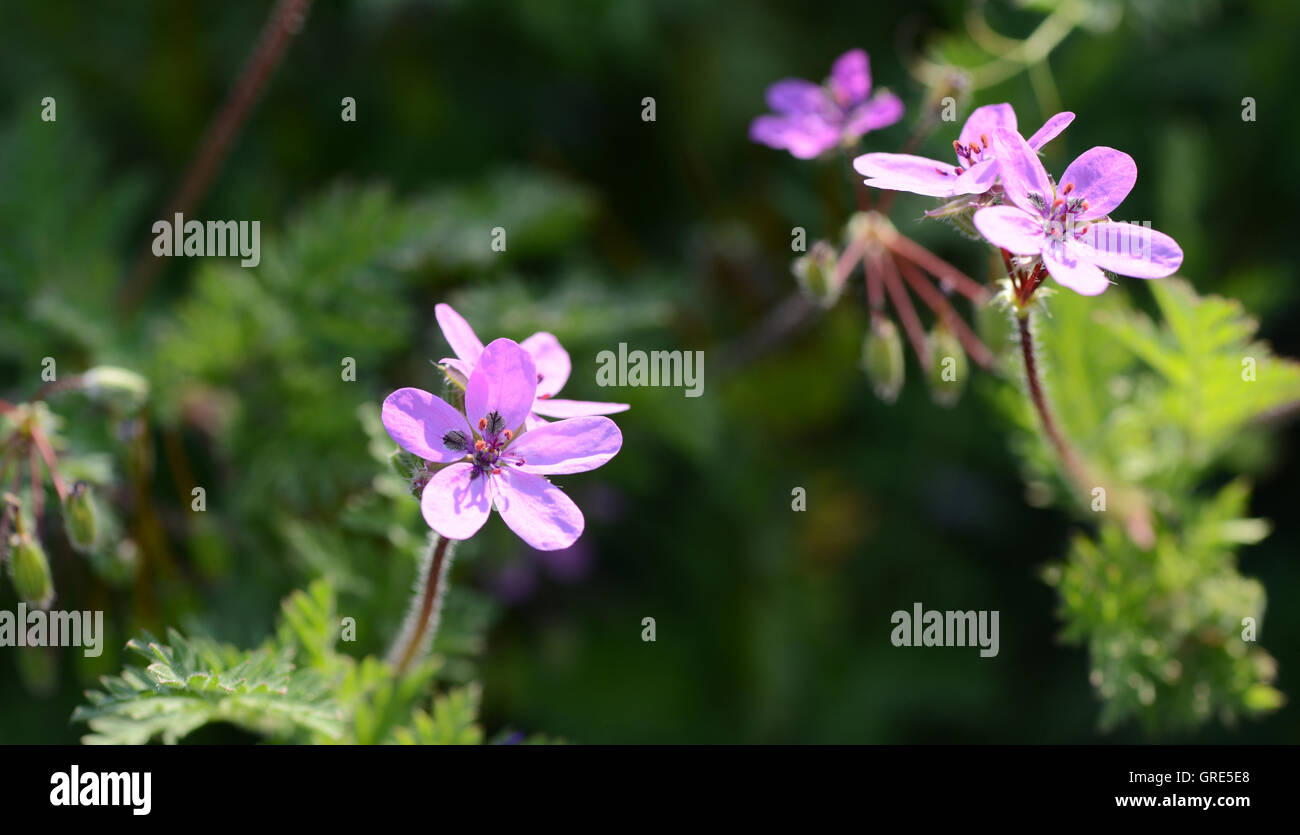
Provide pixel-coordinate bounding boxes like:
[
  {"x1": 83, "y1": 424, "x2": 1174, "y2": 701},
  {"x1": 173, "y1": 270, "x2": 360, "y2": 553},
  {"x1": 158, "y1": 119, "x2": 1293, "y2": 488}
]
[
  {"x1": 382, "y1": 315, "x2": 624, "y2": 551},
  {"x1": 853, "y1": 104, "x2": 1182, "y2": 298}
]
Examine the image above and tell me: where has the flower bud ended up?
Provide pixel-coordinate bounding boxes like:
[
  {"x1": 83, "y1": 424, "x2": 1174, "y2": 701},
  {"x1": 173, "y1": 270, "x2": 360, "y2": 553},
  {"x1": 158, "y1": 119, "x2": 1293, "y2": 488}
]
[
  {"x1": 863, "y1": 319, "x2": 905, "y2": 404},
  {"x1": 792, "y1": 241, "x2": 841, "y2": 307},
  {"x1": 927, "y1": 324, "x2": 968, "y2": 407},
  {"x1": 9, "y1": 533, "x2": 53, "y2": 609},
  {"x1": 82, "y1": 366, "x2": 149, "y2": 413},
  {"x1": 63, "y1": 481, "x2": 98, "y2": 553}
]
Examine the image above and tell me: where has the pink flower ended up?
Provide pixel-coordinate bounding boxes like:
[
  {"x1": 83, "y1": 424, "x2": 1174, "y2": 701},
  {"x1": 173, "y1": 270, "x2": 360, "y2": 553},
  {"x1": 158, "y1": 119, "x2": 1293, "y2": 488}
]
[
  {"x1": 435, "y1": 303, "x2": 628, "y2": 429},
  {"x1": 852, "y1": 104, "x2": 1074, "y2": 198},
  {"x1": 749, "y1": 49, "x2": 904, "y2": 159},
  {"x1": 972, "y1": 128, "x2": 1184, "y2": 296},
  {"x1": 382, "y1": 338, "x2": 623, "y2": 551}
]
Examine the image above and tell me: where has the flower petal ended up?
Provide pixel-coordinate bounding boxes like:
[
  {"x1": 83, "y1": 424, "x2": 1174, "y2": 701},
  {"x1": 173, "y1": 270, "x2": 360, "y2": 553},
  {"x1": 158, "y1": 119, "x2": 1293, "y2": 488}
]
[
  {"x1": 829, "y1": 49, "x2": 871, "y2": 105},
  {"x1": 764, "y1": 79, "x2": 827, "y2": 115},
  {"x1": 1042, "y1": 240, "x2": 1111, "y2": 296},
  {"x1": 520, "y1": 332, "x2": 571, "y2": 398},
  {"x1": 750, "y1": 114, "x2": 839, "y2": 159},
  {"x1": 958, "y1": 103, "x2": 1017, "y2": 149},
  {"x1": 438, "y1": 357, "x2": 471, "y2": 388},
  {"x1": 421, "y1": 462, "x2": 493, "y2": 540},
  {"x1": 853, "y1": 152, "x2": 962, "y2": 197},
  {"x1": 988, "y1": 128, "x2": 1052, "y2": 216},
  {"x1": 1025, "y1": 111, "x2": 1074, "y2": 150},
  {"x1": 382, "y1": 387, "x2": 473, "y2": 463},
  {"x1": 844, "y1": 90, "x2": 904, "y2": 136},
  {"x1": 493, "y1": 468, "x2": 585, "y2": 551},
  {"x1": 950, "y1": 158, "x2": 1000, "y2": 195},
  {"x1": 1078, "y1": 222, "x2": 1183, "y2": 279},
  {"x1": 435, "y1": 304, "x2": 484, "y2": 364},
  {"x1": 531, "y1": 398, "x2": 631, "y2": 418},
  {"x1": 973, "y1": 206, "x2": 1046, "y2": 255},
  {"x1": 508, "y1": 416, "x2": 622, "y2": 475},
  {"x1": 1059, "y1": 147, "x2": 1136, "y2": 221},
  {"x1": 465, "y1": 338, "x2": 538, "y2": 433}
]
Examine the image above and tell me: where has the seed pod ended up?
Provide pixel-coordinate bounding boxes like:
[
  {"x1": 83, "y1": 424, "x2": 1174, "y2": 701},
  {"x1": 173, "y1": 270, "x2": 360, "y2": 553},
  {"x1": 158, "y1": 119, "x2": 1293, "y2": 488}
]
[
  {"x1": 792, "y1": 241, "x2": 841, "y2": 307},
  {"x1": 863, "y1": 319, "x2": 905, "y2": 404},
  {"x1": 9, "y1": 534, "x2": 53, "y2": 609},
  {"x1": 927, "y1": 324, "x2": 968, "y2": 407},
  {"x1": 63, "y1": 481, "x2": 98, "y2": 553}
]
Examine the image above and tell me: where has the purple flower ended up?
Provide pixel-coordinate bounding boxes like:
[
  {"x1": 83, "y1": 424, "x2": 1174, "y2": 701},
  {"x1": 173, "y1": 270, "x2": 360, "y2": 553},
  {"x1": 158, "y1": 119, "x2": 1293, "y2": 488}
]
[
  {"x1": 972, "y1": 128, "x2": 1184, "y2": 296},
  {"x1": 382, "y1": 338, "x2": 623, "y2": 551},
  {"x1": 435, "y1": 303, "x2": 628, "y2": 429},
  {"x1": 852, "y1": 103, "x2": 1074, "y2": 197},
  {"x1": 749, "y1": 49, "x2": 904, "y2": 159}
]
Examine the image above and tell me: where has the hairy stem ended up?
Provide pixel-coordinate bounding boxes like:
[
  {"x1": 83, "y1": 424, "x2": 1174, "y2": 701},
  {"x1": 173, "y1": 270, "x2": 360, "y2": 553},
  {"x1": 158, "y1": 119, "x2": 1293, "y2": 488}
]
[
  {"x1": 389, "y1": 535, "x2": 455, "y2": 677},
  {"x1": 1017, "y1": 311, "x2": 1091, "y2": 491}
]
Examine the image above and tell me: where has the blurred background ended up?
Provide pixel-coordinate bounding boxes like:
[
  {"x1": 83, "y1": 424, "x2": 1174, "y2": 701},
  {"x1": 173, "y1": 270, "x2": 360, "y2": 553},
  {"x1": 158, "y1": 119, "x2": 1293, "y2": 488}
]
[{"x1": 1, "y1": 0, "x2": 1298, "y2": 743}]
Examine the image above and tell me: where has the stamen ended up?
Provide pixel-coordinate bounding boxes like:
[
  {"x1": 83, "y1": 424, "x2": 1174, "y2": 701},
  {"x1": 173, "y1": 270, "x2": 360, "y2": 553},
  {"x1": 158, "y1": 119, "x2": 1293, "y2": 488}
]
[
  {"x1": 474, "y1": 439, "x2": 487, "y2": 452},
  {"x1": 441, "y1": 430, "x2": 469, "y2": 452},
  {"x1": 503, "y1": 429, "x2": 513, "y2": 441},
  {"x1": 478, "y1": 417, "x2": 487, "y2": 430},
  {"x1": 491, "y1": 467, "x2": 502, "y2": 475},
  {"x1": 1061, "y1": 183, "x2": 1074, "y2": 195},
  {"x1": 953, "y1": 167, "x2": 964, "y2": 175},
  {"x1": 980, "y1": 133, "x2": 989, "y2": 149},
  {"x1": 968, "y1": 141, "x2": 981, "y2": 156},
  {"x1": 934, "y1": 167, "x2": 948, "y2": 176}
]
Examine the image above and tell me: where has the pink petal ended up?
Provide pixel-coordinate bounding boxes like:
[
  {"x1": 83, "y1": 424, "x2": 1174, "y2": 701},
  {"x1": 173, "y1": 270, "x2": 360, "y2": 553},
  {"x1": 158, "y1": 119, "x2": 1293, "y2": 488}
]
[
  {"x1": 958, "y1": 103, "x2": 1017, "y2": 149},
  {"x1": 750, "y1": 114, "x2": 840, "y2": 159},
  {"x1": 1042, "y1": 241, "x2": 1111, "y2": 296},
  {"x1": 531, "y1": 398, "x2": 630, "y2": 418},
  {"x1": 421, "y1": 462, "x2": 493, "y2": 540},
  {"x1": 973, "y1": 206, "x2": 1047, "y2": 255},
  {"x1": 493, "y1": 468, "x2": 584, "y2": 551},
  {"x1": 520, "y1": 332, "x2": 571, "y2": 398},
  {"x1": 1058, "y1": 147, "x2": 1136, "y2": 221},
  {"x1": 1026, "y1": 111, "x2": 1074, "y2": 150},
  {"x1": 853, "y1": 152, "x2": 963, "y2": 197},
  {"x1": 435, "y1": 304, "x2": 484, "y2": 364},
  {"x1": 439, "y1": 357, "x2": 471, "y2": 388},
  {"x1": 465, "y1": 338, "x2": 538, "y2": 434},
  {"x1": 844, "y1": 90, "x2": 904, "y2": 136},
  {"x1": 382, "y1": 387, "x2": 473, "y2": 463},
  {"x1": 829, "y1": 49, "x2": 871, "y2": 105},
  {"x1": 988, "y1": 128, "x2": 1052, "y2": 216},
  {"x1": 1078, "y1": 222, "x2": 1183, "y2": 279},
  {"x1": 950, "y1": 158, "x2": 1000, "y2": 195},
  {"x1": 508, "y1": 416, "x2": 622, "y2": 475},
  {"x1": 764, "y1": 79, "x2": 827, "y2": 115}
]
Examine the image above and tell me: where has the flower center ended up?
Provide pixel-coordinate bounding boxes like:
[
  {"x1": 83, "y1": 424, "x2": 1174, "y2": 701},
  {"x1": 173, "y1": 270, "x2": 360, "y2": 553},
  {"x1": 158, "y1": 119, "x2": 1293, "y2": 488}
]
[{"x1": 443, "y1": 410, "x2": 525, "y2": 478}]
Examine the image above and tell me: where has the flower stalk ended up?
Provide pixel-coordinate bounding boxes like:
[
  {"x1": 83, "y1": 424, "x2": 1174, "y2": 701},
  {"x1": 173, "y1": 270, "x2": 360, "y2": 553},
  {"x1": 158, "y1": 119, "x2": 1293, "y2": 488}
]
[{"x1": 389, "y1": 534, "x2": 455, "y2": 677}]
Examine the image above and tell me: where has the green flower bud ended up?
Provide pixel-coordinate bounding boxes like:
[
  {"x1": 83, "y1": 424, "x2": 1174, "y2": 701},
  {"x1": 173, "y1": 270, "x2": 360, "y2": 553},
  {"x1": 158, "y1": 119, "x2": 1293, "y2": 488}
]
[
  {"x1": 63, "y1": 481, "x2": 98, "y2": 553},
  {"x1": 82, "y1": 366, "x2": 149, "y2": 413},
  {"x1": 863, "y1": 319, "x2": 905, "y2": 404},
  {"x1": 9, "y1": 534, "x2": 53, "y2": 608},
  {"x1": 792, "y1": 241, "x2": 841, "y2": 307},
  {"x1": 927, "y1": 324, "x2": 968, "y2": 408}
]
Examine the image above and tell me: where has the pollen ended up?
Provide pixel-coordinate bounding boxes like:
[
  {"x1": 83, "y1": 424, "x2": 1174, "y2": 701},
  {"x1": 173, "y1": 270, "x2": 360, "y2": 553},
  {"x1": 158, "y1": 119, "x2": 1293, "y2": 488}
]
[
  {"x1": 503, "y1": 429, "x2": 513, "y2": 441},
  {"x1": 478, "y1": 417, "x2": 487, "y2": 430},
  {"x1": 491, "y1": 467, "x2": 503, "y2": 475},
  {"x1": 1061, "y1": 182, "x2": 1074, "y2": 195},
  {"x1": 968, "y1": 141, "x2": 981, "y2": 156},
  {"x1": 474, "y1": 439, "x2": 487, "y2": 451},
  {"x1": 980, "y1": 133, "x2": 989, "y2": 149},
  {"x1": 934, "y1": 167, "x2": 948, "y2": 176}
]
